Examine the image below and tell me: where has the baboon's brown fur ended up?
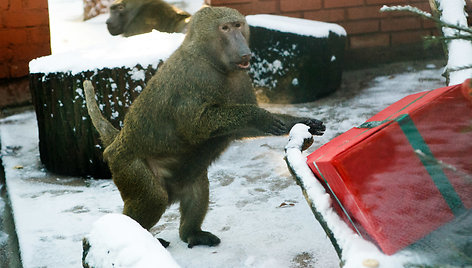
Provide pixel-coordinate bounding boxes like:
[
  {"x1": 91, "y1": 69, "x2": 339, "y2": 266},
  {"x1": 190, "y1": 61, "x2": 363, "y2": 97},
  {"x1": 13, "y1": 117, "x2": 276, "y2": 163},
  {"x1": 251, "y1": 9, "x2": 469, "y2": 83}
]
[
  {"x1": 85, "y1": 6, "x2": 325, "y2": 248},
  {"x1": 106, "y1": 0, "x2": 191, "y2": 36}
]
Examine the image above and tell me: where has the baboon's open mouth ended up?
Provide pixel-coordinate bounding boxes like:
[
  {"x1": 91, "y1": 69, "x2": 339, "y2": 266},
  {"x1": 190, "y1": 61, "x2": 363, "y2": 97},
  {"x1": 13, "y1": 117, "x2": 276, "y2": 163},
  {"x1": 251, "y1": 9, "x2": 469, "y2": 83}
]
[{"x1": 237, "y1": 61, "x2": 250, "y2": 69}]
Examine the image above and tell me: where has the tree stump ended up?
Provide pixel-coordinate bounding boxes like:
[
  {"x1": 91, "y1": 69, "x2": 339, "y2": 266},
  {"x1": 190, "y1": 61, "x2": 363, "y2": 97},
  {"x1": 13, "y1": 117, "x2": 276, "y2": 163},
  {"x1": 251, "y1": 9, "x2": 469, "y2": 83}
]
[
  {"x1": 247, "y1": 15, "x2": 346, "y2": 104},
  {"x1": 30, "y1": 64, "x2": 161, "y2": 178}
]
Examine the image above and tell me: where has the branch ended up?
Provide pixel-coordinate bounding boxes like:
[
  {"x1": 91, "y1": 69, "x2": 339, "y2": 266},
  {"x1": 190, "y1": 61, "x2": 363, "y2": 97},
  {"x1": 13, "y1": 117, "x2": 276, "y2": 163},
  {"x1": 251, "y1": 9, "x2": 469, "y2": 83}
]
[{"x1": 380, "y1": 5, "x2": 472, "y2": 35}]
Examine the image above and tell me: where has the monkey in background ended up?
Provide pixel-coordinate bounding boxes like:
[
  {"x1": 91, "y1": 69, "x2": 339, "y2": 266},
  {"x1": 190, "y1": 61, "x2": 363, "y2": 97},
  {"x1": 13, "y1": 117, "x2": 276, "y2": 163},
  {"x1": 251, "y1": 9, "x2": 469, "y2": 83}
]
[
  {"x1": 106, "y1": 0, "x2": 191, "y2": 36},
  {"x1": 85, "y1": 6, "x2": 325, "y2": 248}
]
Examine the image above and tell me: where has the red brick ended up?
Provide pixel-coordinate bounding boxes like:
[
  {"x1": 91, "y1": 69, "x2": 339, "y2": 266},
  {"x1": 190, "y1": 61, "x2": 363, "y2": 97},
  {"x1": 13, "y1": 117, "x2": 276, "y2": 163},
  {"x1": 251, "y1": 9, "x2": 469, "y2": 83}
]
[
  {"x1": 421, "y1": 16, "x2": 437, "y2": 29},
  {"x1": 304, "y1": 8, "x2": 345, "y2": 22},
  {"x1": 381, "y1": 17, "x2": 421, "y2": 32},
  {"x1": 12, "y1": 43, "x2": 50, "y2": 61},
  {"x1": 280, "y1": 0, "x2": 321, "y2": 12},
  {"x1": 281, "y1": 12, "x2": 304, "y2": 18},
  {"x1": 228, "y1": 1, "x2": 278, "y2": 15},
  {"x1": 366, "y1": 0, "x2": 407, "y2": 4},
  {"x1": 0, "y1": 0, "x2": 9, "y2": 10},
  {"x1": 208, "y1": 0, "x2": 251, "y2": 4},
  {"x1": 391, "y1": 30, "x2": 429, "y2": 45},
  {"x1": 0, "y1": 28, "x2": 29, "y2": 46},
  {"x1": 349, "y1": 33, "x2": 390, "y2": 49},
  {"x1": 324, "y1": 0, "x2": 364, "y2": 9},
  {"x1": 10, "y1": 61, "x2": 29, "y2": 77},
  {"x1": 24, "y1": 0, "x2": 50, "y2": 9},
  {"x1": 347, "y1": 5, "x2": 385, "y2": 20},
  {"x1": 28, "y1": 25, "x2": 51, "y2": 43},
  {"x1": 7, "y1": 0, "x2": 22, "y2": 10},
  {"x1": 0, "y1": 63, "x2": 9, "y2": 78},
  {"x1": 341, "y1": 20, "x2": 379, "y2": 34},
  {"x1": 0, "y1": 47, "x2": 13, "y2": 61},
  {"x1": 3, "y1": 10, "x2": 50, "y2": 27},
  {"x1": 413, "y1": 2, "x2": 432, "y2": 13}
]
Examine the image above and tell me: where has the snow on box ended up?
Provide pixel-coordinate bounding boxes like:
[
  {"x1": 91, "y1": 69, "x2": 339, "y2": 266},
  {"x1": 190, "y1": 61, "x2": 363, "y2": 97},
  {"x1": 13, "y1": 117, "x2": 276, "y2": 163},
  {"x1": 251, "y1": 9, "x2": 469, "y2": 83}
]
[
  {"x1": 246, "y1": 14, "x2": 347, "y2": 38},
  {"x1": 29, "y1": 31, "x2": 185, "y2": 75}
]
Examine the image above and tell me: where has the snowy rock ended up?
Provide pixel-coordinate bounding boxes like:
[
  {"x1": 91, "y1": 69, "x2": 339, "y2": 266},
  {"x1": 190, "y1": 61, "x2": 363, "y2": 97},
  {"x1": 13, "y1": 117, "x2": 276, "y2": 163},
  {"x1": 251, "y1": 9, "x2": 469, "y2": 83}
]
[
  {"x1": 247, "y1": 14, "x2": 346, "y2": 103},
  {"x1": 82, "y1": 214, "x2": 180, "y2": 268}
]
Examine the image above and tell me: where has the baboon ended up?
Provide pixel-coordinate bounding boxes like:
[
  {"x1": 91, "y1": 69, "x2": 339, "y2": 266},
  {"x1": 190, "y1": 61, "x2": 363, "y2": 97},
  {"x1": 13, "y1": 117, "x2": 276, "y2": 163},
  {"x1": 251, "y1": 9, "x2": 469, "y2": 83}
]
[
  {"x1": 85, "y1": 6, "x2": 325, "y2": 248},
  {"x1": 106, "y1": 0, "x2": 191, "y2": 36}
]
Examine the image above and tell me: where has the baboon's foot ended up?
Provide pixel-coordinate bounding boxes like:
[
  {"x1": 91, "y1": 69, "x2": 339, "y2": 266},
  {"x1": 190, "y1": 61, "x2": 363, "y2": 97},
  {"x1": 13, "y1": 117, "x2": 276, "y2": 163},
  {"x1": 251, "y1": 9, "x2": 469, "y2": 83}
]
[{"x1": 185, "y1": 231, "x2": 220, "y2": 248}]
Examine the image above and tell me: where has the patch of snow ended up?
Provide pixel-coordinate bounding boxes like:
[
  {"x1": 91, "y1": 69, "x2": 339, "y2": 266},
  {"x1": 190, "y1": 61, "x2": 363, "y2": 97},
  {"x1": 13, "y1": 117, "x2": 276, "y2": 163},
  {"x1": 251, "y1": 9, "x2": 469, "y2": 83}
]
[
  {"x1": 29, "y1": 31, "x2": 184, "y2": 75},
  {"x1": 380, "y1": 5, "x2": 432, "y2": 17},
  {"x1": 246, "y1": 14, "x2": 347, "y2": 38},
  {"x1": 437, "y1": 0, "x2": 472, "y2": 85},
  {"x1": 129, "y1": 68, "x2": 146, "y2": 81},
  {"x1": 84, "y1": 214, "x2": 180, "y2": 268}
]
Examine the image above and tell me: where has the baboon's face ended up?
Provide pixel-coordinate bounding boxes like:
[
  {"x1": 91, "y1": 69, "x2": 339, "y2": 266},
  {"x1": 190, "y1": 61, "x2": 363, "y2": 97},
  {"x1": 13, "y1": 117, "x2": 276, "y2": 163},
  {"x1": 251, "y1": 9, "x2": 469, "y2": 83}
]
[
  {"x1": 216, "y1": 20, "x2": 251, "y2": 72},
  {"x1": 106, "y1": 0, "x2": 127, "y2": 35}
]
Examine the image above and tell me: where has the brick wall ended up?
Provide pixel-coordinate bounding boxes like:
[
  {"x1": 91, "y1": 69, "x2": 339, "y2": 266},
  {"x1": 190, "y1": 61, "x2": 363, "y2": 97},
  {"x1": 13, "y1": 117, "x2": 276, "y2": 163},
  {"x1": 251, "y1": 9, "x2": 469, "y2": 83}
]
[
  {"x1": 0, "y1": 0, "x2": 51, "y2": 79},
  {"x1": 204, "y1": 0, "x2": 451, "y2": 66}
]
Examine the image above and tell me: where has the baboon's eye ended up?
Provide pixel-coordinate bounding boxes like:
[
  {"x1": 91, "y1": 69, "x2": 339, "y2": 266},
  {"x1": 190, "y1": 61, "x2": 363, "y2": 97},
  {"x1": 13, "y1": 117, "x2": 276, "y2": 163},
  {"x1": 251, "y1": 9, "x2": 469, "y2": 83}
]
[
  {"x1": 235, "y1": 23, "x2": 241, "y2": 28},
  {"x1": 116, "y1": 4, "x2": 125, "y2": 11},
  {"x1": 221, "y1": 25, "x2": 230, "y2": 32}
]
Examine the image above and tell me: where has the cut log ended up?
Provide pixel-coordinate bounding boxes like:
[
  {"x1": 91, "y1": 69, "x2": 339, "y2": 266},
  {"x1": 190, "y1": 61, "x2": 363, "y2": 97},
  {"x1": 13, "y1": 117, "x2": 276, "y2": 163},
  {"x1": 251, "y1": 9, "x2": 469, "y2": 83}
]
[
  {"x1": 29, "y1": 64, "x2": 161, "y2": 178},
  {"x1": 247, "y1": 15, "x2": 346, "y2": 104}
]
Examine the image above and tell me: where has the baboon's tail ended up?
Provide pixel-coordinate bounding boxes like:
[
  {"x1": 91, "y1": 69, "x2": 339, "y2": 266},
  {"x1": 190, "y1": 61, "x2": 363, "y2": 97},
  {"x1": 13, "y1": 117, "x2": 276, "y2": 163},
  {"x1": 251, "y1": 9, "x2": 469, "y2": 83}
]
[{"x1": 83, "y1": 80, "x2": 120, "y2": 147}]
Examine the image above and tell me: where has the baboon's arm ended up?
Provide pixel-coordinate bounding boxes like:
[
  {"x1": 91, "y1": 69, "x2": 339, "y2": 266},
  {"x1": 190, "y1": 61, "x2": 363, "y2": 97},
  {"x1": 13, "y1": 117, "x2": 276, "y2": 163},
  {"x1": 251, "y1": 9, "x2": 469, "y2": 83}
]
[
  {"x1": 273, "y1": 113, "x2": 325, "y2": 136},
  {"x1": 193, "y1": 104, "x2": 286, "y2": 139}
]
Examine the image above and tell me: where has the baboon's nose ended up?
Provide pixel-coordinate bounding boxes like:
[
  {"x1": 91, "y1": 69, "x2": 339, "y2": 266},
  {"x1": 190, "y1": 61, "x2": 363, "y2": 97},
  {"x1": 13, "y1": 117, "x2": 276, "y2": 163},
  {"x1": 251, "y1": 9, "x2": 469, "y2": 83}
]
[{"x1": 241, "y1": 54, "x2": 251, "y2": 62}]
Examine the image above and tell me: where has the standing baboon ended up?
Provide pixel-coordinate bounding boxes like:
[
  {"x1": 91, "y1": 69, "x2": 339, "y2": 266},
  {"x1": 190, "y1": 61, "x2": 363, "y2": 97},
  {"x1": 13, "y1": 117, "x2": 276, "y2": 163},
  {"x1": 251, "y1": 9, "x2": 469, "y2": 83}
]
[
  {"x1": 106, "y1": 0, "x2": 191, "y2": 36},
  {"x1": 85, "y1": 6, "x2": 325, "y2": 248}
]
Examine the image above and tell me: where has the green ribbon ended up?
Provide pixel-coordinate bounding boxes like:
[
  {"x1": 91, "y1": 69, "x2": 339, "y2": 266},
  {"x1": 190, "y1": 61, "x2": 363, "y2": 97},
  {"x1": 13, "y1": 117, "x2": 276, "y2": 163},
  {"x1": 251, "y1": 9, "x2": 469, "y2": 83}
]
[
  {"x1": 360, "y1": 114, "x2": 465, "y2": 215},
  {"x1": 396, "y1": 114, "x2": 465, "y2": 216}
]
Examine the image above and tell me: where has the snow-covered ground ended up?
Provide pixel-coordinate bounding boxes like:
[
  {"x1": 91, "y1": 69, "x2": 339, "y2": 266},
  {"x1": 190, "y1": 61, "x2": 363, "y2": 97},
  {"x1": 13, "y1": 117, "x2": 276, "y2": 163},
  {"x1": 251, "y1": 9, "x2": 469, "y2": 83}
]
[
  {"x1": 0, "y1": 68, "x2": 449, "y2": 267},
  {"x1": 0, "y1": 0, "x2": 458, "y2": 267}
]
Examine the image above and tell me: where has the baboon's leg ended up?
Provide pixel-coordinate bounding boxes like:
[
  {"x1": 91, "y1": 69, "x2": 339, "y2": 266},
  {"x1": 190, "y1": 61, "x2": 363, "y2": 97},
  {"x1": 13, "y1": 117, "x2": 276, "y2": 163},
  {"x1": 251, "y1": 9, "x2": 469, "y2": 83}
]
[
  {"x1": 179, "y1": 172, "x2": 220, "y2": 248},
  {"x1": 110, "y1": 157, "x2": 169, "y2": 230}
]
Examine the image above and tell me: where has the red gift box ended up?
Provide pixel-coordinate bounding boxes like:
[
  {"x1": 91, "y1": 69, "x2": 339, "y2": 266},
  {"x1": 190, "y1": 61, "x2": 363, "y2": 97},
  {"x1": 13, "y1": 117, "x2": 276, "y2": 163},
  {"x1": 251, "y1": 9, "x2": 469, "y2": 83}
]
[{"x1": 307, "y1": 79, "x2": 472, "y2": 255}]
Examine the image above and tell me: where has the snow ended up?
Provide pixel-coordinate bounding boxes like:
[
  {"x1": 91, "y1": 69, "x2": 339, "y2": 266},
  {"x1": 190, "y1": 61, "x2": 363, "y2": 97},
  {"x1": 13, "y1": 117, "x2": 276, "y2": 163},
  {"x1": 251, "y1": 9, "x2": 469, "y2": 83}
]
[
  {"x1": 29, "y1": 31, "x2": 185, "y2": 74},
  {"x1": 246, "y1": 14, "x2": 347, "y2": 37},
  {"x1": 0, "y1": 0, "x2": 453, "y2": 267},
  {"x1": 0, "y1": 64, "x2": 447, "y2": 268},
  {"x1": 437, "y1": 0, "x2": 472, "y2": 85},
  {"x1": 84, "y1": 214, "x2": 180, "y2": 268},
  {"x1": 0, "y1": 111, "x2": 340, "y2": 268}
]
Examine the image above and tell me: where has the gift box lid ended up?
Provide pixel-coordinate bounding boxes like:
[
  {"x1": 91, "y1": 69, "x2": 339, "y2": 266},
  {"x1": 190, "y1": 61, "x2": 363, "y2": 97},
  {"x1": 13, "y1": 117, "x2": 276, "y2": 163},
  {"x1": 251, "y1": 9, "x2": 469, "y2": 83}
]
[{"x1": 308, "y1": 85, "x2": 453, "y2": 164}]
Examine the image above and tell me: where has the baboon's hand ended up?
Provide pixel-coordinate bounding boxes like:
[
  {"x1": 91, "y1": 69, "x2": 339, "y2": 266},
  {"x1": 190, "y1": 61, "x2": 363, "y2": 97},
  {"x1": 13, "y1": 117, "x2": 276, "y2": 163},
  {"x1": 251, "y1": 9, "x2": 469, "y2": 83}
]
[
  {"x1": 265, "y1": 117, "x2": 287, "y2": 135},
  {"x1": 302, "y1": 118, "x2": 326, "y2": 136}
]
